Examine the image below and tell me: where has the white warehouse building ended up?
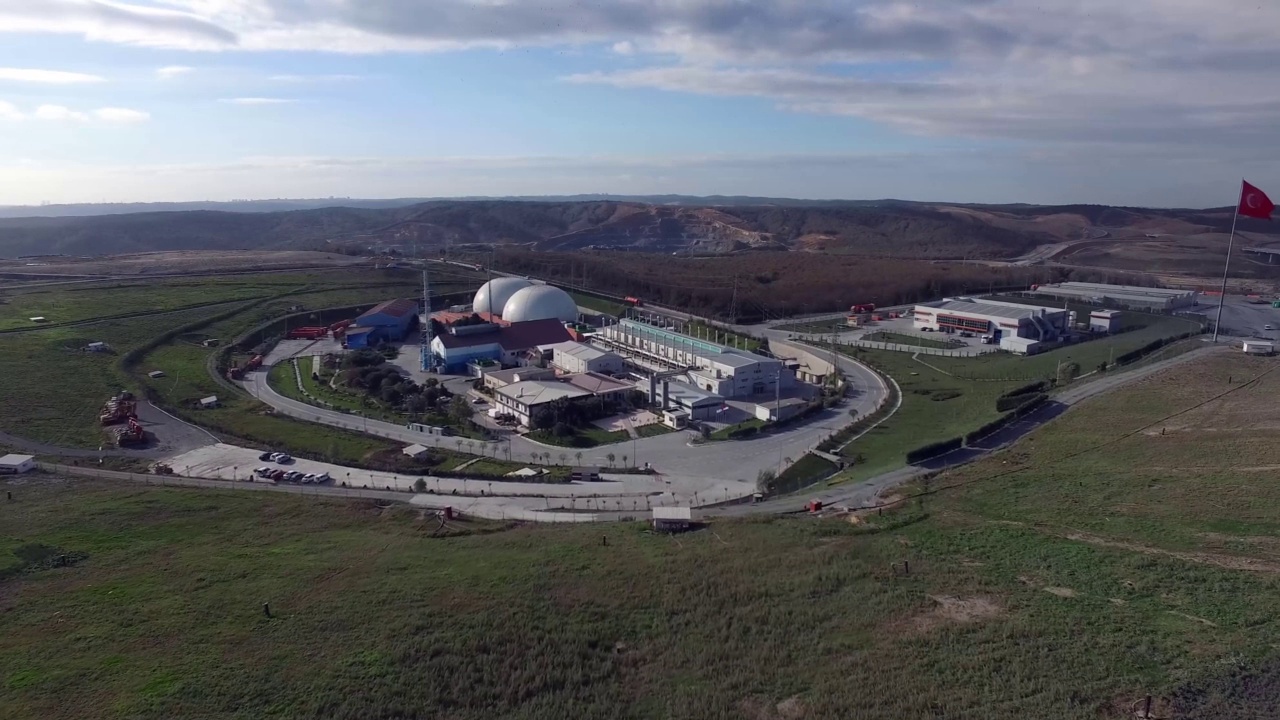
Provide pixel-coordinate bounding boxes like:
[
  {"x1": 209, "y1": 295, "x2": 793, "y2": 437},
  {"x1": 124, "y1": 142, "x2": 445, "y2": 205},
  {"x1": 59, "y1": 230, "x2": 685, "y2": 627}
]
[
  {"x1": 913, "y1": 298, "x2": 1071, "y2": 355},
  {"x1": 597, "y1": 319, "x2": 794, "y2": 398},
  {"x1": 540, "y1": 341, "x2": 624, "y2": 376}
]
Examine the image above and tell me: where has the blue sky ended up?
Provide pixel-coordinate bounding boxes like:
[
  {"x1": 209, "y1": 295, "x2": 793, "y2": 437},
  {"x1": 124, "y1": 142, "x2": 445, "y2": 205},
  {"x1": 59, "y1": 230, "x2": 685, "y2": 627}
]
[{"x1": 1, "y1": 0, "x2": 1278, "y2": 207}]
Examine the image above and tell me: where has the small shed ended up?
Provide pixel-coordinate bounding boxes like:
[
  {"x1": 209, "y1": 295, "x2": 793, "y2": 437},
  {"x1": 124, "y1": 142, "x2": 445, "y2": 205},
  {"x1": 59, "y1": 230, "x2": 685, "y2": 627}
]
[
  {"x1": 403, "y1": 444, "x2": 431, "y2": 459},
  {"x1": 651, "y1": 506, "x2": 693, "y2": 532},
  {"x1": 86, "y1": 341, "x2": 108, "y2": 352},
  {"x1": 663, "y1": 409, "x2": 690, "y2": 429},
  {"x1": 1089, "y1": 309, "x2": 1122, "y2": 334},
  {"x1": 0, "y1": 454, "x2": 36, "y2": 474},
  {"x1": 148, "y1": 370, "x2": 166, "y2": 379},
  {"x1": 29, "y1": 316, "x2": 47, "y2": 323},
  {"x1": 1243, "y1": 341, "x2": 1275, "y2": 356},
  {"x1": 199, "y1": 395, "x2": 220, "y2": 409}
]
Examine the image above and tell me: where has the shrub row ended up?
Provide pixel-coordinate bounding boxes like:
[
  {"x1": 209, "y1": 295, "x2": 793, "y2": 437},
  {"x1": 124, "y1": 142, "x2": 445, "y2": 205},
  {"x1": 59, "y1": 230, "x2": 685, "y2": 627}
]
[
  {"x1": 815, "y1": 375, "x2": 900, "y2": 453},
  {"x1": 965, "y1": 393, "x2": 1050, "y2": 444},
  {"x1": 905, "y1": 437, "x2": 963, "y2": 464},
  {"x1": 1114, "y1": 330, "x2": 1200, "y2": 366},
  {"x1": 997, "y1": 380, "x2": 1048, "y2": 404}
]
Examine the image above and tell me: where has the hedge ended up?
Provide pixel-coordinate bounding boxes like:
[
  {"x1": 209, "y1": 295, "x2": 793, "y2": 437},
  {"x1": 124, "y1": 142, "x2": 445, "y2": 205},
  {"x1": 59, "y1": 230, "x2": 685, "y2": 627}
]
[
  {"x1": 906, "y1": 437, "x2": 963, "y2": 464},
  {"x1": 1114, "y1": 330, "x2": 1200, "y2": 366},
  {"x1": 997, "y1": 380, "x2": 1048, "y2": 404},
  {"x1": 966, "y1": 393, "x2": 1051, "y2": 444}
]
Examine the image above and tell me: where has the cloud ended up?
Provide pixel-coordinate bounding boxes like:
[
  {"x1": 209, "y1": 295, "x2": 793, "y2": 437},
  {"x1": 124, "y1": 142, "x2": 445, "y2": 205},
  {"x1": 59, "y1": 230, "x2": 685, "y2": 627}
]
[
  {"x1": 155, "y1": 65, "x2": 193, "y2": 79},
  {"x1": 35, "y1": 104, "x2": 89, "y2": 121},
  {"x1": 0, "y1": 67, "x2": 104, "y2": 83},
  {"x1": 93, "y1": 106, "x2": 150, "y2": 122},
  {"x1": 268, "y1": 73, "x2": 361, "y2": 82},
  {"x1": 220, "y1": 97, "x2": 296, "y2": 105},
  {"x1": 0, "y1": 100, "x2": 23, "y2": 120},
  {"x1": 0, "y1": 0, "x2": 238, "y2": 49}
]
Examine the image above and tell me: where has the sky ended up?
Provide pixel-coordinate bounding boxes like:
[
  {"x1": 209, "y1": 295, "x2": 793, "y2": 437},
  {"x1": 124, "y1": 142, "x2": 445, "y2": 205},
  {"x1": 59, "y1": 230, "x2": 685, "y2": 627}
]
[{"x1": 0, "y1": 0, "x2": 1278, "y2": 207}]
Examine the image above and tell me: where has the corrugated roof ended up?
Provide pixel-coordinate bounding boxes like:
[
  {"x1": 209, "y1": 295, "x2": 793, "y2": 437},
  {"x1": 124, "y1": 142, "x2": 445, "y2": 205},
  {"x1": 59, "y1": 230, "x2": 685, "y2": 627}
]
[
  {"x1": 652, "y1": 507, "x2": 693, "y2": 521},
  {"x1": 359, "y1": 298, "x2": 418, "y2": 320},
  {"x1": 435, "y1": 318, "x2": 572, "y2": 351},
  {"x1": 565, "y1": 372, "x2": 631, "y2": 395},
  {"x1": 929, "y1": 299, "x2": 1048, "y2": 321}
]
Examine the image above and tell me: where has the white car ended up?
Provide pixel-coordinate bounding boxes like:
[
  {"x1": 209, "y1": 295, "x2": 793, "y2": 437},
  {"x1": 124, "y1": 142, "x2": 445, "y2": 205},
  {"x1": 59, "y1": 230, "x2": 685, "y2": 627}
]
[
  {"x1": 1266, "y1": 324, "x2": 1274, "y2": 331},
  {"x1": 254, "y1": 466, "x2": 272, "y2": 477}
]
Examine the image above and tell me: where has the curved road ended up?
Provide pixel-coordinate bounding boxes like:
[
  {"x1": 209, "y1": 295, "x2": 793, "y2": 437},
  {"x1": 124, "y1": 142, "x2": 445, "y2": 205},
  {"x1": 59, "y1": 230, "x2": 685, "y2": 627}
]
[{"x1": 240, "y1": 344, "x2": 889, "y2": 496}]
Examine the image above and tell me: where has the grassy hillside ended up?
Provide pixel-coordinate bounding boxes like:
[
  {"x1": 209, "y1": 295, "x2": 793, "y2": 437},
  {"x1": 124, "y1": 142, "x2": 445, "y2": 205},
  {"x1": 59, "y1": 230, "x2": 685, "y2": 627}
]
[{"x1": 5, "y1": 351, "x2": 1280, "y2": 719}]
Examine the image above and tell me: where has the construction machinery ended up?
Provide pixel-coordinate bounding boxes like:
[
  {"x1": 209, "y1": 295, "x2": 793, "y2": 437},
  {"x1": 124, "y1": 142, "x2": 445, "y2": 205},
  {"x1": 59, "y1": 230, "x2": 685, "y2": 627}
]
[
  {"x1": 286, "y1": 326, "x2": 328, "y2": 340},
  {"x1": 99, "y1": 392, "x2": 138, "y2": 425},
  {"x1": 113, "y1": 418, "x2": 146, "y2": 447},
  {"x1": 226, "y1": 354, "x2": 264, "y2": 381}
]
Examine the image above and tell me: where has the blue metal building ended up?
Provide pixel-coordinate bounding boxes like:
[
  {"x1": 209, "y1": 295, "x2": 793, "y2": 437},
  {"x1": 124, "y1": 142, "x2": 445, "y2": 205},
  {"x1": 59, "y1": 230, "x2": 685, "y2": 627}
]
[{"x1": 354, "y1": 298, "x2": 419, "y2": 342}]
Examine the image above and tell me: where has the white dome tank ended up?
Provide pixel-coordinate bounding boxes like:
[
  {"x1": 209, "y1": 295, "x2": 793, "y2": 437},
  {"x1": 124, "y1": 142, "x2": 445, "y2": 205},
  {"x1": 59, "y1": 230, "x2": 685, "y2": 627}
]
[
  {"x1": 501, "y1": 285, "x2": 579, "y2": 323},
  {"x1": 473, "y1": 277, "x2": 533, "y2": 316}
]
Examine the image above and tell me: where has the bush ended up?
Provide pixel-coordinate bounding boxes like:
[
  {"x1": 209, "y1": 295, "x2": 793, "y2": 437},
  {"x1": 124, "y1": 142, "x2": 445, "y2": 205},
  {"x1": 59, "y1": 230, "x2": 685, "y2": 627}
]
[
  {"x1": 552, "y1": 422, "x2": 573, "y2": 438},
  {"x1": 996, "y1": 391, "x2": 1047, "y2": 412},
  {"x1": 998, "y1": 380, "x2": 1047, "y2": 403},
  {"x1": 905, "y1": 437, "x2": 963, "y2": 464},
  {"x1": 930, "y1": 390, "x2": 962, "y2": 402},
  {"x1": 965, "y1": 414, "x2": 1015, "y2": 444}
]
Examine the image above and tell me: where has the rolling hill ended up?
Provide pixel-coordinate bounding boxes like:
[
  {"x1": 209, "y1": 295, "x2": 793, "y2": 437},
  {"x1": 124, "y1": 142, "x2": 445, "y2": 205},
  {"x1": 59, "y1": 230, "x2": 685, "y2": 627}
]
[{"x1": 0, "y1": 198, "x2": 1275, "y2": 263}]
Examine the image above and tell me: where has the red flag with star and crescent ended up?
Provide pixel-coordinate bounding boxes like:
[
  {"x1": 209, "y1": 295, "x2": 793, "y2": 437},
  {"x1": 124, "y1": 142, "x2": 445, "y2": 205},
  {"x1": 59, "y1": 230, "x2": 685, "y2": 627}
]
[{"x1": 1240, "y1": 181, "x2": 1275, "y2": 220}]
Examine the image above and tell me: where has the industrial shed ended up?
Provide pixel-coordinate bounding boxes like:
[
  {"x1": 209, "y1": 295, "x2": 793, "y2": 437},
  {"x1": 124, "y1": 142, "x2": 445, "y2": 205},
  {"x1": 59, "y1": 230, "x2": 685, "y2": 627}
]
[
  {"x1": 354, "y1": 298, "x2": 420, "y2": 342},
  {"x1": 651, "y1": 506, "x2": 694, "y2": 532},
  {"x1": 0, "y1": 454, "x2": 36, "y2": 474},
  {"x1": 1031, "y1": 282, "x2": 1198, "y2": 311}
]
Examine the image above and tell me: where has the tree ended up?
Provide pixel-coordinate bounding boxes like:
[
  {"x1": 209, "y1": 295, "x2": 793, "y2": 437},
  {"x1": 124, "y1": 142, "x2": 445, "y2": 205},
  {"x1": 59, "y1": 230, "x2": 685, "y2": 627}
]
[
  {"x1": 380, "y1": 385, "x2": 402, "y2": 405},
  {"x1": 449, "y1": 395, "x2": 474, "y2": 426},
  {"x1": 756, "y1": 468, "x2": 777, "y2": 493},
  {"x1": 558, "y1": 452, "x2": 567, "y2": 465},
  {"x1": 575, "y1": 451, "x2": 583, "y2": 466},
  {"x1": 621, "y1": 454, "x2": 628, "y2": 467},
  {"x1": 412, "y1": 478, "x2": 427, "y2": 492},
  {"x1": 531, "y1": 408, "x2": 555, "y2": 431},
  {"x1": 552, "y1": 421, "x2": 573, "y2": 438},
  {"x1": 606, "y1": 452, "x2": 616, "y2": 468}
]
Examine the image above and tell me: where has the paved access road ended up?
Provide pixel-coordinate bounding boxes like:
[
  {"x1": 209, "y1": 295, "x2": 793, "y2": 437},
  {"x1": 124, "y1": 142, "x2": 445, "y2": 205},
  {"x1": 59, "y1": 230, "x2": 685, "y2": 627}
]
[{"x1": 708, "y1": 342, "x2": 1229, "y2": 517}]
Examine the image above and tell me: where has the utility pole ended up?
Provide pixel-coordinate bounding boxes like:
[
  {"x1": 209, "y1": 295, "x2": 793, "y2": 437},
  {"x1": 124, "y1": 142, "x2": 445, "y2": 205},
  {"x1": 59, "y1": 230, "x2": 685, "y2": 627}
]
[{"x1": 729, "y1": 275, "x2": 739, "y2": 325}]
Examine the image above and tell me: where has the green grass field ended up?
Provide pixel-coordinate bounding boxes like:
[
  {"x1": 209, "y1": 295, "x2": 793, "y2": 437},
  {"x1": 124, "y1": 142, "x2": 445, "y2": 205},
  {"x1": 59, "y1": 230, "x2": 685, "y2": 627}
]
[
  {"x1": 7, "y1": 351, "x2": 1280, "y2": 719},
  {"x1": 925, "y1": 313, "x2": 1204, "y2": 381},
  {"x1": 835, "y1": 347, "x2": 1019, "y2": 480},
  {"x1": 773, "y1": 318, "x2": 846, "y2": 335},
  {"x1": 568, "y1": 291, "x2": 627, "y2": 316}
]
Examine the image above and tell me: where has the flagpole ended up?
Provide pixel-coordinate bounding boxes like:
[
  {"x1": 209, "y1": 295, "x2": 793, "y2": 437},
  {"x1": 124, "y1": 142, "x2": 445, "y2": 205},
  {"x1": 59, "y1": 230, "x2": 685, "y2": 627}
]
[{"x1": 1212, "y1": 179, "x2": 1244, "y2": 343}]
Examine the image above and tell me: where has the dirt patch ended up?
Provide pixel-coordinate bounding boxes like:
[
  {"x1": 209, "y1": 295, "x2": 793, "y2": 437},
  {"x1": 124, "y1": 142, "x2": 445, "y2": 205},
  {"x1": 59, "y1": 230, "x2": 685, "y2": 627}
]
[
  {"x1": 910, "y1": 595, "x2": 1004, "y2": 633},
  {"x1": 776, "y1": 696, "x2": 807, "y2": 719},
  {"x1": 1043, "y1": 586, "x2": 1077, "y2": 598},
  {"x1": 1168, "y1": 610, "x2": 1218, "y2": 627}
]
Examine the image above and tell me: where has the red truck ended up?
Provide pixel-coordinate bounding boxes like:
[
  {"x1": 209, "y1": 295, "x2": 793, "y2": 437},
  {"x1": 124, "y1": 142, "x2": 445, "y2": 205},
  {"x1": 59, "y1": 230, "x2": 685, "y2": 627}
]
[{"x1": 850, "y1": 303, "x2": 876, "y2": 314}]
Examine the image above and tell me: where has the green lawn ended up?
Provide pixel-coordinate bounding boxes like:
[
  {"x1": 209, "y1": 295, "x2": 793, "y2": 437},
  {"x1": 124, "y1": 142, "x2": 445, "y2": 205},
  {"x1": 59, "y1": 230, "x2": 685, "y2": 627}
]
[
  {"x1": 568, "y1": 291, "x2": 626, "y2": 316},
  {"x1": 834, "y1": 347, "x2": 1019, "y2": 480},
  {"x1": 9, "y1": 352, "x2": 1280, "y2": 720},
  {"x1": 862, "y1": 331, "x2": 961, "y2": 350},
  {"x1": 634, "y1": 423, "x2": 676, "y2": 439},
  {"x1": 527, "y1": 426, "x2": 630, "y2": 449},
  {"x1": 709, "y1": 418, "x2": 767, "y2": 441},
  {"x1": 769, "y1": 453, "x2": 838, "y2": 494},
  {"x1": 924, "y1": 313, "x2": 1204, "y2": 381}
]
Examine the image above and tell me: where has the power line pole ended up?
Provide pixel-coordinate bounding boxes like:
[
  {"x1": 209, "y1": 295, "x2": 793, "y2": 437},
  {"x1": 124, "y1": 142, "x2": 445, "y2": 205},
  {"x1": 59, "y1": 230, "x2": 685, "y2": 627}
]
[{"x1": 729, "y1": 275, "x2": 738, "y2": 325}]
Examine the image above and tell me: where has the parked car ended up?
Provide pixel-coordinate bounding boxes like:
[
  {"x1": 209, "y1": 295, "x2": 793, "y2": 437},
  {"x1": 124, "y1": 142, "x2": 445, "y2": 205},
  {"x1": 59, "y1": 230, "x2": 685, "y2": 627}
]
[
  {"x1": 269, "y1": 469, "x2": 286, "y2": 481},
  {"x1": 1266, "y1": 324, "x2": 1274, "y2": 331},
  {"x1": 254, "y1": 466, "x2": 272, "y2": 477},
  {"x1": 301, "y1": 473, "x2": 317, "y2": 484},
  {"x1": 258, "y1": 452, "x2": 274, "y2": 461},
  {"x1": 274, "y1": 454, "x2": 293, "y2": 464},
  {"x1": 471, "y1": 397, "x2": 486, "y2": 404},
  {"x1": 314, "y1": 473, "x2": 331, "y2": 484},
  {"x1": 286, "y1": 471, "x2": 304, "y2": 482}
]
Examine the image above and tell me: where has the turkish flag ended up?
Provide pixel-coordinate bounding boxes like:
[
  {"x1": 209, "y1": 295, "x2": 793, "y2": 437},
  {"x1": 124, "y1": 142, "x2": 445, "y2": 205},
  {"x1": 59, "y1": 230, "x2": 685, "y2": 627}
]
[{"x1": 1240, "y1": 181, "x2": 1275, "y2": 220}]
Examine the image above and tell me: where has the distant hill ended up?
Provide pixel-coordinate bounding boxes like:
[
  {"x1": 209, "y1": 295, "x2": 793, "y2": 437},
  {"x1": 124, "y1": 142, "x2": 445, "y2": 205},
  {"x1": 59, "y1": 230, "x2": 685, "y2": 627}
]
[{"x1": 0, "y1": 197, "x2": 1273, "y2": 262}]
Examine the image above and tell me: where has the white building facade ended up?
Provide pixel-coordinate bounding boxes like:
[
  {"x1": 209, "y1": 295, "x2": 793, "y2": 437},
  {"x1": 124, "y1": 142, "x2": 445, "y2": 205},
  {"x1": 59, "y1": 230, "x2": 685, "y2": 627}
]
[{"x1": 912, "y1": 298, "x2": 1071, "y2": 355}]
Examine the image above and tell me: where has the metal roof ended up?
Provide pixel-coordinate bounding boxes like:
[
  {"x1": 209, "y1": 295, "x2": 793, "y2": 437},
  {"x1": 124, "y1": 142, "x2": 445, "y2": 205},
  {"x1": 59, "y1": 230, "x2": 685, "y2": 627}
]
[
  {"x1": 652, "y1": 506, "x2": 693, "y2": 521},
  {"x1": 1040, "y1": 282, "x2": 1194, "y2": 299},
  {"x1": 0, "y1": 454, "x2": 35, "y2": 466},
  {"x1": 496, "y1": 379, "x2": 592, "y2": 406},
  {"x1": 358, "y1": 298, "x2": 418, "y2": 320},
  {"x1": 927, "y1": 299, "x2": 1048, "y2": 321}
]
